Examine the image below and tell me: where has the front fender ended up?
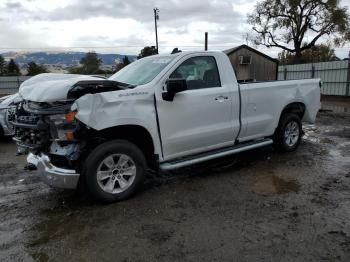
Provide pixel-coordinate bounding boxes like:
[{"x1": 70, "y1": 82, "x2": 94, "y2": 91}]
[{"x1": 72, "y1": 90, "x2": 162, "y2": 156}]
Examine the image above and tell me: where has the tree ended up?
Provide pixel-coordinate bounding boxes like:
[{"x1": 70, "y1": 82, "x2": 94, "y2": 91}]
[
  {"x1": 137, "y1": 46, "x2": 158, "y2": 59},
  {"x1": 0, "y1": 55, "x2": 6, "y2": 76},
  {"x1": 69, "y1": 51, "x2": 102, "y2": 74},
  {"x1": 114, "y1": 56, "x2": 131, "y2": 72},
  {"x1": 26, "y1": 61, "x2": 48, "y2": 76},
  {"x1": 122, "y1": 56, "x2": 130, "y2": 66},
  {"x1": 6, "y1": 59, "x2": 20, "y2": 76},
  {"x1": 279, "y1": 44, "x2": 339, "y2": 64},
  {"x1": 80, "y1": 51, "x2": 102, "y2": 74},
  {"x1": 171, "y1": 48, "x2": 182, "y2": 54},
  {"x1": 68, "y1": 67, "x2": 82, "y2": 74},
  {"x1": 248, "y1": 0, "x2": 350, "y2": 63}
]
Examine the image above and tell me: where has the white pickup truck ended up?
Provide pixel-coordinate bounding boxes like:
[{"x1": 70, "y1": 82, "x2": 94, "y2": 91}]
[{"x1": 11, "y1": 51, "x2": 321, "y2": 202}]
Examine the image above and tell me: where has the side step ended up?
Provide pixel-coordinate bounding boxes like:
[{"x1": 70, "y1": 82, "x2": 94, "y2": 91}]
[{"x1": 160, "y1": 138, "x2": 273, "y2": 171}]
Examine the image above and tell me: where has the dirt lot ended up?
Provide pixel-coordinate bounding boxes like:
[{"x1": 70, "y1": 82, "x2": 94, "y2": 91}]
[{"x1": 1, "y1": 110, "x2": 350, "y2": 262}]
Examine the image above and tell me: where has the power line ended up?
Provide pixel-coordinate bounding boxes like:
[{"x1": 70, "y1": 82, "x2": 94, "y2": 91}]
[
  {"x1": 0, "y1": 44, "x2": 250, "y2": 49},
  {"x1": 0, "y1": 45, "x2": 242, "y2": 49},
  {"x1": 0, "y1": 45, "x2": 348, "y2": 50}
]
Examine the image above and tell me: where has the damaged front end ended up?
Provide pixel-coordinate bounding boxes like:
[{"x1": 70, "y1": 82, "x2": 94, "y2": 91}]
[
  {"x1": 12, "y1": 77, "x2": 133, "y2": 189},
  {"x1": 11, "y1": 100, "x2": 83, "y2": 171}
]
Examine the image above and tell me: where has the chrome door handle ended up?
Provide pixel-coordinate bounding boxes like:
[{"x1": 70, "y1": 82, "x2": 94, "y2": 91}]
[{"x1": 215, "y1": 96, "x2": 229, "y2": 102}]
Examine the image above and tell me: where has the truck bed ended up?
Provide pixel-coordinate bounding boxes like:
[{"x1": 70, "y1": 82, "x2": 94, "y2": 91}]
[{"x1": 237, "y1": 78, "x2": 321, "y2": 142}]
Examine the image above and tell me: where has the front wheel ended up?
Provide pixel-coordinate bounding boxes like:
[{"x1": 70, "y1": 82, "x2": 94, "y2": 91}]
[
  {"x1": 83, "y1": 140, "x2": 147, "y2": 202},
  {"x1": 273, "y1": 113, "x2": 302, "y2": 152}
]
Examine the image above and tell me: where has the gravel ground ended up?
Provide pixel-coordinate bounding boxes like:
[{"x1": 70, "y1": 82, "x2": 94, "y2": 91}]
[{"x1": 0, "y1": 111, "x2": 349, "y2": 262}]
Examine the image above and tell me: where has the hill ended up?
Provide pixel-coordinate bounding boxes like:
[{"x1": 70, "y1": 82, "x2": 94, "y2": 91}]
[{"x1": 1, "y1": 51, "x2": 137, "y2": 68}]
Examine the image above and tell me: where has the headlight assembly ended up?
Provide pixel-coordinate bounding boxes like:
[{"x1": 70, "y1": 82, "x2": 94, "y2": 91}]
[{"x1": 48, "y1": 111, "x2": 77, "y2": 141}]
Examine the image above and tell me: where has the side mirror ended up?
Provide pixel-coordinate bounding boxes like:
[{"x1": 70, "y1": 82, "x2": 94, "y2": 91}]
[{"x1": 162, "y1": 79, "x2": 187, "y2": 102}]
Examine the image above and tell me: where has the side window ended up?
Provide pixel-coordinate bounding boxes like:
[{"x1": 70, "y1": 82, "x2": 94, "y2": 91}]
[{"x1": 169, "y1": 56, "x2": 221, "y2": 90}]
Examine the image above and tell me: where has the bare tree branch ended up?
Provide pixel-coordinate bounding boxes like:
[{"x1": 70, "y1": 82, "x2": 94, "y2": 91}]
[{"x1": 247, "y1": 0, "x2": 350, "y2": 60}]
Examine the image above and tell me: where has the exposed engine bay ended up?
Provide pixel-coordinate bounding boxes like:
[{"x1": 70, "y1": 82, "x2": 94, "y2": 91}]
[
  {"x1": 11, "y1": 101, "x2": 71, "y2": 148},
  {"x1": 11, "y1": 78, "x2": 131, "y2": 169},
  {"x1": 10, "y1": 100, "x2": 82, "y2": 168}
]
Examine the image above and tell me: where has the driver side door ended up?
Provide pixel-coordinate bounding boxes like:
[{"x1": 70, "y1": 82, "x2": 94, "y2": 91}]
[{"x1": 156, "y1": 55, "x2": 235, "y2": 160}]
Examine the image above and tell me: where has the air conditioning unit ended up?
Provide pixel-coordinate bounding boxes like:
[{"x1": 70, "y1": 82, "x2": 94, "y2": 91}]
[{"x1": 239, "y1": 55, "x2": 252, "y2": 65}]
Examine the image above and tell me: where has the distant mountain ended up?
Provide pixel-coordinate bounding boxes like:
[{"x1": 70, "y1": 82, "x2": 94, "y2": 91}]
[{"x1": 1, "y1": 51, "x2": 137, "y2": 68}]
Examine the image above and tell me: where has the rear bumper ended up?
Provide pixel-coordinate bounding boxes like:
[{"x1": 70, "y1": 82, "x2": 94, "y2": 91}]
[{"x1": 27, "y1": 153, "x2": 80, "y2": 189}]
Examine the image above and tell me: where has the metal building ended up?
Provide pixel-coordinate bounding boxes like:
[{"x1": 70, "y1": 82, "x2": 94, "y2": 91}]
[{"x1": 224, "y1": 45, "x2": 278, "y2": 83}]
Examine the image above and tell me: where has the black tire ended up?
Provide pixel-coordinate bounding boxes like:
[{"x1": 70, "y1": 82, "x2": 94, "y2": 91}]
[
  {"x1": 273, "y1": 113, "x2": 302, "y2": 152},
  {"x1": 83, "y1": 140, "x2": 147, "y2": 203}
]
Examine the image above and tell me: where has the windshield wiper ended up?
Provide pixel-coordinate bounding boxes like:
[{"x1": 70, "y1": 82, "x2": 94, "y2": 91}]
[{"x1": 114, "y1": 81, "x2": 136, "y2": 89}]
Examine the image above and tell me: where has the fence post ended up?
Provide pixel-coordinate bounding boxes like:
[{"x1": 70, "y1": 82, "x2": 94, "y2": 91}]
[
  {"x1": 16, "y1": 76, "x2": 20, "y2": 90},
  {"x1": 346, "y1": 51, "x2": 350, "y2": 96},
  {"x1": 311, "y1": 65, "x2": 315, "y2": 78},
  {"x1": 284, "y1": 67, "x2": 287, "y2": 80}
]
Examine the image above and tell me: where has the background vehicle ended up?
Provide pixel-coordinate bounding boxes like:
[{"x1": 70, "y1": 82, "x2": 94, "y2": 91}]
[
  {"x1": 0, "y1": 94, "x2": 17, "y2": 138},
  {"x1": 12, "y1": 51, "x2": 321, "y2": 202}
]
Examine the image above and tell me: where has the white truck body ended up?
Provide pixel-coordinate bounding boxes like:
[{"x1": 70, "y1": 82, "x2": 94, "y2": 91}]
[
  {"x1": 0, "y1": 94, "x2": 18, "y2": 136},
  {"x1": 14, "y1": 51, "x2": 320, "y2": 193}
]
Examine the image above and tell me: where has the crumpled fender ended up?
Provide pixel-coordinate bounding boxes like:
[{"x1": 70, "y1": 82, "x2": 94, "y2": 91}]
[
  {"x1": 282, "y1": 79, "x2": 321, "y2": 123},
  {"x1": 72, "y1": 88, "x2": 161, "y2": 154}
]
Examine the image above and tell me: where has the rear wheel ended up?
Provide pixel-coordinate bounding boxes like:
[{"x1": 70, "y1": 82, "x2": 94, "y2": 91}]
[
  {"x1": 273, "y1": 113, "x2": 302, "y2": 152},
  {"x1": 83, "y1": 140, "x2": 147, "y2": 202}
]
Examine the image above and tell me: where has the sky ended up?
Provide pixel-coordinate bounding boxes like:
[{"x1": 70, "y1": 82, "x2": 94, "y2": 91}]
[{"x1": 0, "y1": 0, "x2": 349, "y2": 58}]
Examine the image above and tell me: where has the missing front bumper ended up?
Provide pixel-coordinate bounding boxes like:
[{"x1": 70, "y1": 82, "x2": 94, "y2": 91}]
[{"x1": 27, "y1": 153, "x2": 80, "y2": 189}]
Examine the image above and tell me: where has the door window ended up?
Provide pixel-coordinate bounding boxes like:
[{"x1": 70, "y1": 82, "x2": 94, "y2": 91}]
[{"x1": 170, "y1": 56, "x2": 221, "y2": 90}]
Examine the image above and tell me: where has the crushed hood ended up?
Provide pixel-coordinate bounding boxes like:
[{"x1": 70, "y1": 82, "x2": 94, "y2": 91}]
[
  {"x1": 0, "y1": 94, "x2": 19, "y2": 109},
  {"x1": 19, "y1": 73, "x2": 103, "y2": 102}
]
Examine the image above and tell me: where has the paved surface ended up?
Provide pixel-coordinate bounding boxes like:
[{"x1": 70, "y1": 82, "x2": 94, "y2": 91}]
[
  {"x1": 0, "y1": 111, "x2": 350, "y2": 262},
  {"x1": 321, "y1": 96, "x2": 350, "y2": 115}
]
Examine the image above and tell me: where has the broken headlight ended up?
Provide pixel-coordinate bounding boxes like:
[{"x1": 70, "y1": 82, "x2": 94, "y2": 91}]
[{"x1": 48, "y1": 111, "x2": 77, "y2": 141}]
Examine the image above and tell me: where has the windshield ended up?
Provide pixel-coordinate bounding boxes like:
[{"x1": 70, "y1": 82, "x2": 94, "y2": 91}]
[{"x1": 109, "y1": 56, "x2": 175, "y2": 86}]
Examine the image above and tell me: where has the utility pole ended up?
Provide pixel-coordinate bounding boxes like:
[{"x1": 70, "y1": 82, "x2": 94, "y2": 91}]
[
  {"x1": 154, "y1": 8, "x2": 159, "y2": 54},
  {"x1": 205, "y1": 32, "x2": 208, "y2": 51},
  {"x1": 346, "y1": 50, "x2": 350, "y2": 96}
]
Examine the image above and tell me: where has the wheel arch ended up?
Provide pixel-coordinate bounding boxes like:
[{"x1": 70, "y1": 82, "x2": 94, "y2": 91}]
[
  {"x1": 271, "y1": 101, "x2": 306, "y2": 137},
  {"x1": 279, "y1": 102, "x2": 306, "y2": 122},
  {"x1": 90, "y1": 124, "x2": 158, "y2": 169}
]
